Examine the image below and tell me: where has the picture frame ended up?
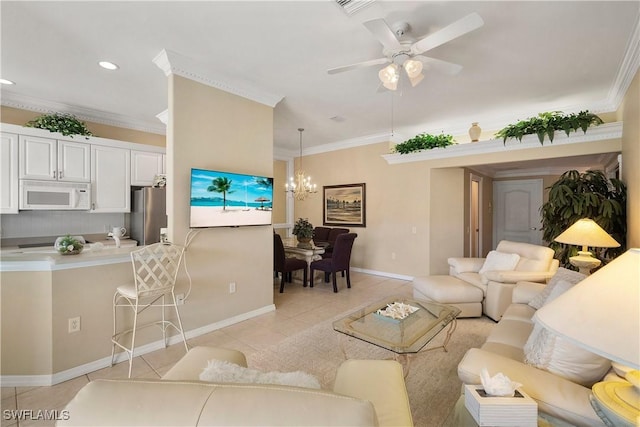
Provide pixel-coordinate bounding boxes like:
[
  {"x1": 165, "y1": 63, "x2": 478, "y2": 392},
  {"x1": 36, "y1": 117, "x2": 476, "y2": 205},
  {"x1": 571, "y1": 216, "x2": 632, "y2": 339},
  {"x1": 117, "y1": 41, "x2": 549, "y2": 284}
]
[{"x1": 323, "y1": 183, "x2": 366, "y2": 227}]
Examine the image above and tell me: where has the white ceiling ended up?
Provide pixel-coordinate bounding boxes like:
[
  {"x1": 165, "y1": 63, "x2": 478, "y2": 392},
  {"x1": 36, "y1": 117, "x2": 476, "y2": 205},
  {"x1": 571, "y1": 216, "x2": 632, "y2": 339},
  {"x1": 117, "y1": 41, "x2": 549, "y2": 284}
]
[{"x1": 1, "y1": 1, "x2": 638, "y2": 167}]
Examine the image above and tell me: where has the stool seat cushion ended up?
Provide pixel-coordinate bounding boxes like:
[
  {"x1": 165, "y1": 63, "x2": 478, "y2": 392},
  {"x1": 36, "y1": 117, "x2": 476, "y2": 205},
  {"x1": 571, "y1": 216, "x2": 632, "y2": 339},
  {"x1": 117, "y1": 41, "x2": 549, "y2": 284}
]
[{"x1": 413, "y1": 275, "x2": 483, "y2": 303}]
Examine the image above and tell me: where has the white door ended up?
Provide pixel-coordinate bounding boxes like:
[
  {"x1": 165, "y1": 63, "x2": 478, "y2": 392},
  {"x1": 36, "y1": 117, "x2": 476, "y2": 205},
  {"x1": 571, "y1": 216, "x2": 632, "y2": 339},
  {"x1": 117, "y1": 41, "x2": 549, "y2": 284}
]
[
  {"x1": 91, "y1": 145, "x2": 130, "y2": 212},
  {"x1": 58, "y1": 140, "x2": 91, "y2": 182},
  {"x1": 493, "y1": 179, "x2": 543, "y2": 246},
  {"x1": 1, "y1": 132, "x2": 19, "y2": 213},
  {"x1": 470, "y1": 174, "x2": 482, "y2": 257},
  {"x1": 19, "y1": 135, "x2": 57, "y2": 180}
]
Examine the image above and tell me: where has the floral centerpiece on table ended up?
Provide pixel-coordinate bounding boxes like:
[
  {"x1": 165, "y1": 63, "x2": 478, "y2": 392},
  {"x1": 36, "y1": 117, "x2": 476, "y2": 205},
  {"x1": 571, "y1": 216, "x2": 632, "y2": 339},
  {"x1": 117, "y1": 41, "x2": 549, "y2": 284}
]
[
  {"x1": 292, "y1": 218, "x2": 314, "y2": 243},
  {"x1": 56, "y1": 235, "x2": 85, "y2": 255}
]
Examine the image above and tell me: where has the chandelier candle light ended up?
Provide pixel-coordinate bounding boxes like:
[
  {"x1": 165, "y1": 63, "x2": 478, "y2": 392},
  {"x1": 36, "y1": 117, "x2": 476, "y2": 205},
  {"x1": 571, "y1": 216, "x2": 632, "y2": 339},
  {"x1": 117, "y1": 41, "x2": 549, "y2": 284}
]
[{"x1": 285, "y1": 128, "x2": 317, "y2": 201}]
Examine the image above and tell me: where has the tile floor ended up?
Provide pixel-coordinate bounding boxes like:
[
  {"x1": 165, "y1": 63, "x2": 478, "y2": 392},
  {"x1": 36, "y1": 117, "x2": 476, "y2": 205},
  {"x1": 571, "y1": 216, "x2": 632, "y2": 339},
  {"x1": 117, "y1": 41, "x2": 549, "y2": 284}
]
[{"x1": 1, "y1": 271, "x2": 413, "y2": 427}]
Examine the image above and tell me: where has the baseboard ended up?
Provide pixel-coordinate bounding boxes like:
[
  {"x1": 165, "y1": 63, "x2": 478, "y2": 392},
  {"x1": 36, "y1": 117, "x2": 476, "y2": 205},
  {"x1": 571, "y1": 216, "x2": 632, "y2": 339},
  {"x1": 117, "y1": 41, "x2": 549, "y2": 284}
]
[
  {"x1": 351, "y1": 267, "x2": 414, "y2": 282},
  {"x1": 0, "y1": 303, "x2": 276, "y2": 387}
]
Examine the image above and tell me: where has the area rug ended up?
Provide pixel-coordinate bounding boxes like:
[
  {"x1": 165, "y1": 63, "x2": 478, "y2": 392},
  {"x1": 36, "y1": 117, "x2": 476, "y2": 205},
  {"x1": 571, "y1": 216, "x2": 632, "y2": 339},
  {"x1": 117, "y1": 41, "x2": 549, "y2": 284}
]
[{"x1": 247, "y1": 309, "x2": 494, "y2": 427}]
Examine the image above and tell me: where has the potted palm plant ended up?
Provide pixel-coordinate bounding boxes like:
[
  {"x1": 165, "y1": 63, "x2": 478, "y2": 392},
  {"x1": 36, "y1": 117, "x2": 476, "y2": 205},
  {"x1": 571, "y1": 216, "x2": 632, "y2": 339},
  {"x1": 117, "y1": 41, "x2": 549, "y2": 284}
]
[{"x1": 292, "y1": 218, "x2": 314, "y2": 247}]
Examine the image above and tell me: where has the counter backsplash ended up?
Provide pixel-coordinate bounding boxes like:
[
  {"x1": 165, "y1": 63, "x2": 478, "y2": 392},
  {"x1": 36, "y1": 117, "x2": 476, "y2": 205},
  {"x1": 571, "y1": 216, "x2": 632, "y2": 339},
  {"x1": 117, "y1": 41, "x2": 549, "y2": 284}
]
[{"x1": 1, "y1": 210, "x2": 127, "y2": 241}]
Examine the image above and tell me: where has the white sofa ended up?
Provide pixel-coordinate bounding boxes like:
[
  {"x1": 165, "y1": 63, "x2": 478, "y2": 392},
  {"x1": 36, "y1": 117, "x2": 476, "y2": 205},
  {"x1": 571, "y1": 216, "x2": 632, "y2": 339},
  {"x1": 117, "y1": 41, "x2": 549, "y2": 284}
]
[
  {"x1": 58, "y1": 346, "x2": 413, "y2": 427},
  {"x1": 414, "y1": 240, "x2": 559, "y2": 321},
  {"x1": 457, "y1": 279, "x2": 609, "y2": 426}
]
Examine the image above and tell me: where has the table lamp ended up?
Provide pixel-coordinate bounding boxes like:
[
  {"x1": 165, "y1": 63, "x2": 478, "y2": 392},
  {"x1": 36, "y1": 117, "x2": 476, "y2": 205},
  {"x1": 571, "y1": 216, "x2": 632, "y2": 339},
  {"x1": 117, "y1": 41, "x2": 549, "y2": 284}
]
[
  {"x1": 536, "y1": 248, "x2": 640, "y2": 426},
  {"x1": 554, "y1": 218, "x2": 620, "y2": 274}
]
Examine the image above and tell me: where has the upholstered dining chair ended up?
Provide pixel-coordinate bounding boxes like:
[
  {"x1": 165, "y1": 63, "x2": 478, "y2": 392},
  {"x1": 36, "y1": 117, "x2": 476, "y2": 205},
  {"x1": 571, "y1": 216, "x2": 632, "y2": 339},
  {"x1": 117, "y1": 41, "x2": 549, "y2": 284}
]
[
  {"x1": 111, "y1": 243, "x2": 189, "y2": 378},
  {"x1": 273, "y1": 233, "x2": 308, "y2": 293},
  {"x1": 321, "y1": 228, "x2": 350, "y2": 259},
  {"x1": 310, "y1": 233, "x2": 357, "y2": 293}
]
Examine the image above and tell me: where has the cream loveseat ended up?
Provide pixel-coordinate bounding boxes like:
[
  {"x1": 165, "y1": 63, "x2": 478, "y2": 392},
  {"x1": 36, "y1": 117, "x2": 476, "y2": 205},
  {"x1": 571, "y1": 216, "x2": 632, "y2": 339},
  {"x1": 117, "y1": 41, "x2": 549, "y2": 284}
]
[
  {"x1": 457, "y1": 270, "x2": 613, "y2": 427},
  {"x1": 414, "y1": 240, "x2": 559, "y2": 321},
  {"x1": 58, "y1": 346, "x2": 413, "y2": 427}
]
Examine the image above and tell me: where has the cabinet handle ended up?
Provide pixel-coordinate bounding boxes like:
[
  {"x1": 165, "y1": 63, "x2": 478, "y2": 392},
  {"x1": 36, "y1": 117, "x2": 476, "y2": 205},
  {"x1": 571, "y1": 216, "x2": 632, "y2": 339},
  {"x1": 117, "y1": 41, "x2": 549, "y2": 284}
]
[
  {"x1": 92, "y1": 203, "x2": 95, "y2": 210},
  {"x1": 59, "y1": 170, "x2": 63, "y2": 179},
  {"x1": 53, "y1": 170, "x2": 57, "y2": 179}
]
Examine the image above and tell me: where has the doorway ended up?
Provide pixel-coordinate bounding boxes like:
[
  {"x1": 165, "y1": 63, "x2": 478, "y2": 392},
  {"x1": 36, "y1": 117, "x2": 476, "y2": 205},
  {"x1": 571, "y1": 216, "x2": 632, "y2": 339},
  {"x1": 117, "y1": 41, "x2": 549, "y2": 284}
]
[
  {"x1": 493, "y1": 179, "x2": 543, "y2": 246},
  {"x1": 470, "y1": 174, "x2": 482, "y2": 257}
]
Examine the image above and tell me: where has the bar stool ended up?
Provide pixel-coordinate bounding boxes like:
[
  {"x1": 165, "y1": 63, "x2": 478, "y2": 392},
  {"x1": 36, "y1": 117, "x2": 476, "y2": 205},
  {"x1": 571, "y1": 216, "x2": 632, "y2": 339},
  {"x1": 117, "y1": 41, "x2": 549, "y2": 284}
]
[{"x1": 111, "y1": 242, "x2": 189, "y2": 377}]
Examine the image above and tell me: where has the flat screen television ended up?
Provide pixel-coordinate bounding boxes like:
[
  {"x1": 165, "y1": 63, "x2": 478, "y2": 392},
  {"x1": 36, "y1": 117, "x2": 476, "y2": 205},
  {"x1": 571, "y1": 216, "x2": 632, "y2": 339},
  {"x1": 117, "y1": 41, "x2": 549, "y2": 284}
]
[{"x1": 189, "y1": 168, "x2": 273, "y2": 228}]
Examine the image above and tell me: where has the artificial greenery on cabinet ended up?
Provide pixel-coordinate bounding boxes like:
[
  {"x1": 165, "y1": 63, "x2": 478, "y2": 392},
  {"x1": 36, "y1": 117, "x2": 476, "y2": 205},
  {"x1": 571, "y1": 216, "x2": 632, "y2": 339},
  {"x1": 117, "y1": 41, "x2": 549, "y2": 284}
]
[
  {"x1": 495, "y1": 111, "x2": 603, "y2": 145},
  {"x1": 25, "y1": 113, "x2": 94, "y2": 138},
  {"x1": 541, "y1": 170, "x2": 626, "y2": 268},
  {"x1": 393, "y1": 133, "x2": 455, "y2": 154}
]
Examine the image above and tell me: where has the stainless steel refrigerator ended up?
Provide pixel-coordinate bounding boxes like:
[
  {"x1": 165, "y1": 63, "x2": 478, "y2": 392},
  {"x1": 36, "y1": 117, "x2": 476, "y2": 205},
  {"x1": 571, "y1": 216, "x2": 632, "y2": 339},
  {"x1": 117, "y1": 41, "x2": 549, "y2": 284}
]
[{"x1": 129, "y1": 187, "x2": 167, "y2": 245}]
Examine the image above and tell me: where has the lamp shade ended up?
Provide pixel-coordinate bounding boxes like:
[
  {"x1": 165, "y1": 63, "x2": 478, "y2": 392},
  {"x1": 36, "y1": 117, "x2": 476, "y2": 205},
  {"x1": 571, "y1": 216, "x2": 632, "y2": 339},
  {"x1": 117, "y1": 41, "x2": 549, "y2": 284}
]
[
  {"x1": 535, "y1": 248, "x2": 640, "y2": 369},
  {"x1": 554, "y1": 218, "x2": 620, "y2": 250}
]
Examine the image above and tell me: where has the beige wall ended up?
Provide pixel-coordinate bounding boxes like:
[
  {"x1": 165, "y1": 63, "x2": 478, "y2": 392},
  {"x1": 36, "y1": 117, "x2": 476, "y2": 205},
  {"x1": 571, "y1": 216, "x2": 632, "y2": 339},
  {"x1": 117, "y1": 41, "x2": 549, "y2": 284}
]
[
  {"x1": 621, "y1": 70, "x2": 639, "y2": 248},
  {"x1": 272, "y1": 159, "x2": 287, "y2": 225},
  {"x1": 167, "y1": 75, "x2": 274, "y2": 331},
  {"x1": 294, "y1": 135, "x2": 622, "y2": 276},
  {"x1": 1, "y1": 106, "x2": 166, "y2": 147}
]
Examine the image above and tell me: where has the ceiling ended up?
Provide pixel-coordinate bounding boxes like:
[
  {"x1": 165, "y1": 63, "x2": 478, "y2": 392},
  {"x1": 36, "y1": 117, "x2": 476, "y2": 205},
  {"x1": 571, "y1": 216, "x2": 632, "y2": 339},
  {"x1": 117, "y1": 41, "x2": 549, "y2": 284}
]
[{"x1": 1, "y1": 1, "x2": 638, "y2": 170}]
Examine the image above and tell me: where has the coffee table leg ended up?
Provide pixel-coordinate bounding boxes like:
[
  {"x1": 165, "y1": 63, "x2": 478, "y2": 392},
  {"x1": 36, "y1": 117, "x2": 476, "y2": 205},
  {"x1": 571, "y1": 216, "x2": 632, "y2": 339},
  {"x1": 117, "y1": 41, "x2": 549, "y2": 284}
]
[{"x1": 394, "y1": 353, "x2": 411, "y2": 379}]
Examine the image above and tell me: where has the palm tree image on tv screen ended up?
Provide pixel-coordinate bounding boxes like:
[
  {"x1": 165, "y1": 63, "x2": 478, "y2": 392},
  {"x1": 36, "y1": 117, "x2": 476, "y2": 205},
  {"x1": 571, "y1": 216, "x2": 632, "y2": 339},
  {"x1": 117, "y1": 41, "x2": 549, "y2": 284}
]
[{"x1": 190, "y1": 168, "x2": 273, "y2": 228}]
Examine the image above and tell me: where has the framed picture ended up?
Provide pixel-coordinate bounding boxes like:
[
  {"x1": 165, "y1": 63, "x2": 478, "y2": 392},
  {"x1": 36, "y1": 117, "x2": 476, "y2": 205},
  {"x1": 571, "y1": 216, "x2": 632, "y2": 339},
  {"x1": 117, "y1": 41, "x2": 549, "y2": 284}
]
[{"x1": 323, "y1": 183, "x2": 366, "y2": 227}]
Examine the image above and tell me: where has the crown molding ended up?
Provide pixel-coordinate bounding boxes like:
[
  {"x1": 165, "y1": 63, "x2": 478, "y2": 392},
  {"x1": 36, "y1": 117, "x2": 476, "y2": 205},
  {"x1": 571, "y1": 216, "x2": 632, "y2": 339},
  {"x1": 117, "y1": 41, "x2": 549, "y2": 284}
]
[
  {"x1": 0, "y1": 92, "x2": 166, "y2": 135},
  {"x1": 608, "y1": 13, "x2": 640, "y2": 110},
  {"x1": 153, "y1": 49, "x2": 284, "y2": 108}
]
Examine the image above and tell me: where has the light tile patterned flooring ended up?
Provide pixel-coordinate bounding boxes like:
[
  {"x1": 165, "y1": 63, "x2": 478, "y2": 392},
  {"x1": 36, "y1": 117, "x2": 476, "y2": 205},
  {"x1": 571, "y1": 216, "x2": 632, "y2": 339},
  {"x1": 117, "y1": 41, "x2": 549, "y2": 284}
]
[{"x1": 1, "y1": 271, "x2": 413, "y2": 427}]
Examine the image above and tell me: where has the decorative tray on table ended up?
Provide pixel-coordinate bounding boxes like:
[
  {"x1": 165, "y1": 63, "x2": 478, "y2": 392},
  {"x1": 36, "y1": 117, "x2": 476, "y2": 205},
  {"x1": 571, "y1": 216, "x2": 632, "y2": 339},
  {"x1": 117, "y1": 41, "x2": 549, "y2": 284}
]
[{"x1": 374, "y1": 301, "x2": 420, "y2": 323}]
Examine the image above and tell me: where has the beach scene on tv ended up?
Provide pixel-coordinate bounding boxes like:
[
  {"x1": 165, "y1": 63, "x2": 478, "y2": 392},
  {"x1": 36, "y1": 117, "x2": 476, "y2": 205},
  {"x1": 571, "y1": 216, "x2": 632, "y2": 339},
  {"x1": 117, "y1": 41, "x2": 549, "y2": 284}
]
[{"x1": 190, "y1": 168, "x2": 273, "y2": 228}]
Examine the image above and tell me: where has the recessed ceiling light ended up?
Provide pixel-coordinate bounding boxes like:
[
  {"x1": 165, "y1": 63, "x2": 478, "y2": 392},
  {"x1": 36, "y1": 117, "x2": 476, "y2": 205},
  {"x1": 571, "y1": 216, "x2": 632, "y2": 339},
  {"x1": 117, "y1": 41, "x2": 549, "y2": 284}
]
[
  {"x1": 98, "y1": 61, "x2": 119, "y2": 70},
  {"x1": 0, "y1": 78, "x2": 15, "y2": 85}
]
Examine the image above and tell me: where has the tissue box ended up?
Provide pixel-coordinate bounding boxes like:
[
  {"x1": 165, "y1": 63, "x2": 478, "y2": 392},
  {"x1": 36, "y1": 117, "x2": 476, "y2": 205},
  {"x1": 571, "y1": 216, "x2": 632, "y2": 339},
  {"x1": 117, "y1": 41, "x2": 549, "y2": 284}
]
[{"x1": 464, "y1": 384, "x2": 537, "y2": 426}]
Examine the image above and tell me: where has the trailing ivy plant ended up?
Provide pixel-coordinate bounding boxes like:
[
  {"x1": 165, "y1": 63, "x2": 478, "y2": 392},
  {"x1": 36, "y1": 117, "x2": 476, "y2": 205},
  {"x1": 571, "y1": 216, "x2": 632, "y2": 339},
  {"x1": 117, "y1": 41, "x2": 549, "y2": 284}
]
[
  {"x1": 495, "y1": 111, "x2": 603, "y2": 145},
  {"x1": 541, "y1": 170, "x2": 626, "y2": 269},
  {"x1": 25, "y1": 113, "x2": 93, "y2": 138},
  {"x1": 393, "y1": 133, "x2": 455, "y2": 154}
]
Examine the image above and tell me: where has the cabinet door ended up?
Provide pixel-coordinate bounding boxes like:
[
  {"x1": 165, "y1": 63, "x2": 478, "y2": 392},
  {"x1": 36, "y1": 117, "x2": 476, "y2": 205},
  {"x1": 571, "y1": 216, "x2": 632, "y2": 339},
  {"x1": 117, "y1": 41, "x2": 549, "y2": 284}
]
[
  {"x1": 131, "y1": 150, "x2": 163, "y2": 186},
  {"x1": 1, "y1": 132, "x2": 19, "y2": 213},
  {"x1": 19, "y1": 135, "x2": 56, "y2": 180},
  {"x1": 91, "y1": 145, "x2": 130, "y2": 212},
  {"x1": 58, "y1": 140, "x2": 91, "y2": 182}
]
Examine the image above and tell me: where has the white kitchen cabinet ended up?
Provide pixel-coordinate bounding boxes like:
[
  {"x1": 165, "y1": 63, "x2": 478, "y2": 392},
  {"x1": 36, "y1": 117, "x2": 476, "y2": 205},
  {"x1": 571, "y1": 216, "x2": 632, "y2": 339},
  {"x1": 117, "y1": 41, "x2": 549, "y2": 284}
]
[
  {"x1": 19, "y1": 135, "x2": 90, "y2": 182},
  {"x1": 131, "y1": 150, "x2": 164, "y2": 186},
  {"x1": 1, "y1": 132, "x2": 19, "y2": 213},
  {"x1": 91, "y1": 145, "x2": 130, "y2": 212}
]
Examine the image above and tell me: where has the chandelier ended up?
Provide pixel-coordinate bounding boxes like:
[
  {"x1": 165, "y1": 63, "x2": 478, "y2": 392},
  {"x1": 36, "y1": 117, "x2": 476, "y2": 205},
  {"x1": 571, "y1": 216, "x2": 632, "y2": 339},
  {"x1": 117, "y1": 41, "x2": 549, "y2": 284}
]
[{"x1": 285, "y1": 128, "x2": 317, "y2": 201}]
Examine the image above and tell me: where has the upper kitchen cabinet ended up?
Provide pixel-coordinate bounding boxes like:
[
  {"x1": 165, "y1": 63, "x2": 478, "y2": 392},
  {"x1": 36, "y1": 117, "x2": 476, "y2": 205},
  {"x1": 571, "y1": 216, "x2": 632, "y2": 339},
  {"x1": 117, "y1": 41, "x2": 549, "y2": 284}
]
[
  {"x1": 91, "y1": 145, "x2": 130, "y2": 213},
  {"x1": 19, "y1": 135, "x2": 90, "y2": 182},
  {"x1": 1, "y1": 132, "x2": 19, "y2": 214},
  {"x1": 131, "y1": 150, "x2": 164, "y2": 186}
]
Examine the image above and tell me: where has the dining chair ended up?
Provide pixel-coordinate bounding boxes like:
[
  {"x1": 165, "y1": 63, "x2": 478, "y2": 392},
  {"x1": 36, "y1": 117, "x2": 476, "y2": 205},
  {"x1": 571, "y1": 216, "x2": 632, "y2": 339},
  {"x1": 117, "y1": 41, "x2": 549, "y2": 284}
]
[
  {"x1": 321, "y1": 228, "x2": 349, "y2": 259},
  {"x1": 274, "y1": 233, "x2": 308, "y2": 293},
  {"x1": 310, "y1": 233, "x2": 357, "y2": 293},
  {"x1": 111, "y1": 242, "x2": 189, "y2": 378}
]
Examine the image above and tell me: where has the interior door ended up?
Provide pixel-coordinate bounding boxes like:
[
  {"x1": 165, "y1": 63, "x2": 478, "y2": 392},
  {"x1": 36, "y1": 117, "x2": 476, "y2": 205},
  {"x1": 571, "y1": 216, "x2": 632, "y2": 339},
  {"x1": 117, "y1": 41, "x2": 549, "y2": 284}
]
[{"x1": 493, "y1": 179, "x2": 543, "y2": 246}]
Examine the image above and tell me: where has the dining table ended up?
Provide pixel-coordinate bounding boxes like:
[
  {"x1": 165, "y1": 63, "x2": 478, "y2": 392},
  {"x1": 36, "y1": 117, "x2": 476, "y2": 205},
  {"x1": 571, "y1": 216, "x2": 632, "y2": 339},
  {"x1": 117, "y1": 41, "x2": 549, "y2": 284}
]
[{"x1": 281, "y1": 237, "x2": 326, "y2": 279}]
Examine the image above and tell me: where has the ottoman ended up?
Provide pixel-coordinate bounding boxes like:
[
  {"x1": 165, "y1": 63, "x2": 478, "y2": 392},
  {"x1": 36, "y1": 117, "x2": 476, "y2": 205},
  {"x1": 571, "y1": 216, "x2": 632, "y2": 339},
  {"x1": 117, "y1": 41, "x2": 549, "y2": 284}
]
[{"x1": 412, "y1": 275, "x2": 483, "y2": 318}]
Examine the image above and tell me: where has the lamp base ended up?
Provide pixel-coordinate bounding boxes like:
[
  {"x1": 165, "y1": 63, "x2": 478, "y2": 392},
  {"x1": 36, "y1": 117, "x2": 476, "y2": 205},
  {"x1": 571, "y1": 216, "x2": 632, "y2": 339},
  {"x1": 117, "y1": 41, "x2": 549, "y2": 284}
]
[
  {"x1": 569, "y1": 251, "x2": 601, "y2": 275},
  {"x1": 590, "y1": 371, "x2": 639, "y2": 427}
]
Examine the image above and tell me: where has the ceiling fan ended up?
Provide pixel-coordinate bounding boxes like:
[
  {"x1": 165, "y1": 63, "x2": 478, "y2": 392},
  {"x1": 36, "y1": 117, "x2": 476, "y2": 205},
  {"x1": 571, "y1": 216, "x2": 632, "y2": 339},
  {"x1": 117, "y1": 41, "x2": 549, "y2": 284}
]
[{"x1": 328, "y1": 12, "x2": 484, "y2": 91}]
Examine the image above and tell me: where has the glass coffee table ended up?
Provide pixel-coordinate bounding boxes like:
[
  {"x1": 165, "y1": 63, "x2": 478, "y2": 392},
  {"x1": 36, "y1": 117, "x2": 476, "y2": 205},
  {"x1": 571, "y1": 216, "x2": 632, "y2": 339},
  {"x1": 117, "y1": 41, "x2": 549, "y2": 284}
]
[{"x1": 333, "y1": 296, "x2": 461, "y2": 374}]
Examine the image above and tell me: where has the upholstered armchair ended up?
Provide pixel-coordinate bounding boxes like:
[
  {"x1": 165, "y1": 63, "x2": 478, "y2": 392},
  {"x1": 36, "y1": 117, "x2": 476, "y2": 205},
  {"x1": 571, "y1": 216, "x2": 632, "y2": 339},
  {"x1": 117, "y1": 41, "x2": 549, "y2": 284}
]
[{"x1": 448, "y1": 240, "x2": 559, "y2": 321}]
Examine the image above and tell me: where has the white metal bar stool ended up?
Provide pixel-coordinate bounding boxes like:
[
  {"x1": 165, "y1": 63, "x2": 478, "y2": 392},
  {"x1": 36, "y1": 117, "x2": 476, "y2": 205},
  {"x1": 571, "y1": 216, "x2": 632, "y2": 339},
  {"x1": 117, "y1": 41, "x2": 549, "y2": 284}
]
[{"x1": 111, "y1": 242, "x2": 189, "y2": 377}]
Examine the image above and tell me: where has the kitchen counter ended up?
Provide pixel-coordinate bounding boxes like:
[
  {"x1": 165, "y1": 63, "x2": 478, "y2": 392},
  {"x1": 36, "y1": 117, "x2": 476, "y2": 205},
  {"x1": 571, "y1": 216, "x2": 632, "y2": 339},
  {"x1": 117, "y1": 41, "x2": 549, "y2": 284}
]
[{"x1": 0, "y1": 237, "x2": 138, "y2": 272}]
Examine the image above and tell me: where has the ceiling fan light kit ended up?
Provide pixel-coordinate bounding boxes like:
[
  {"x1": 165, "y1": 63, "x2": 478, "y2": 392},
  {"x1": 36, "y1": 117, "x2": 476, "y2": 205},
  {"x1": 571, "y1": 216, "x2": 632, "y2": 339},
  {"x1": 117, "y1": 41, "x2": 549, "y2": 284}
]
[{"x1": 328, "y1": 12, "x2": 484, "y2": 91}]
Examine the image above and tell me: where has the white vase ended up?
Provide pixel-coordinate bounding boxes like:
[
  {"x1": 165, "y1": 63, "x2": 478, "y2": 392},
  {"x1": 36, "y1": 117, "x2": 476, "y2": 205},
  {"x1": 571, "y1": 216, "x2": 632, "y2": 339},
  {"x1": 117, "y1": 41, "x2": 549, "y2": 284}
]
[{"x1": 469, "y1": 122, "x2": 481, "y2": 142}]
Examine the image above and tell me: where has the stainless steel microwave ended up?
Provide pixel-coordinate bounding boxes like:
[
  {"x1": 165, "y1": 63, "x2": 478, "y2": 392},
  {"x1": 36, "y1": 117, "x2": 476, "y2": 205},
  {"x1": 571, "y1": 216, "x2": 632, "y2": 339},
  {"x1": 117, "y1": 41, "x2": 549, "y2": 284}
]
[{"x1": 19, "y1": 180, "x2": 91, "y2": 210}]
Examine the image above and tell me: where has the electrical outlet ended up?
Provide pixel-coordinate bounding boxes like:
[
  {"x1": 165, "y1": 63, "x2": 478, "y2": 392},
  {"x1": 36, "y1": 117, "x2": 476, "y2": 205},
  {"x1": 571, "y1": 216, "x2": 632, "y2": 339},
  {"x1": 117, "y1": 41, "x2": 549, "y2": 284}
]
[
  {"x1": 229, "y1": 282, "x2": 237, "y2": 293},
  {"x1": 68, "y1": 317, "x2": 81, "y2": 333},
  {"x1": 176, "y1": 293, "x2": 185, "y2": 305}
]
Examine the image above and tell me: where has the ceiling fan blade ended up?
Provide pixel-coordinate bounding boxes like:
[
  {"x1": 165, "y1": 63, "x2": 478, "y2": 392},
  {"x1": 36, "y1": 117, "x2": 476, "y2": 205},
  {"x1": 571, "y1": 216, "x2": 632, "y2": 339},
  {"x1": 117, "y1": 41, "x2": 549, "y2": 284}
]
[
  {"x1": 410, "y1": 12, "x2": 484, "y2": 55},
  {"x1": 327, "y1": 57, "x2": 389, "y2": 74},
  {"x1": 363, "y1": 18, "x2": 402, "y2": 50},
  {"x1": 415, "y1": 55, "x2": 463, "y2": 75}
]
